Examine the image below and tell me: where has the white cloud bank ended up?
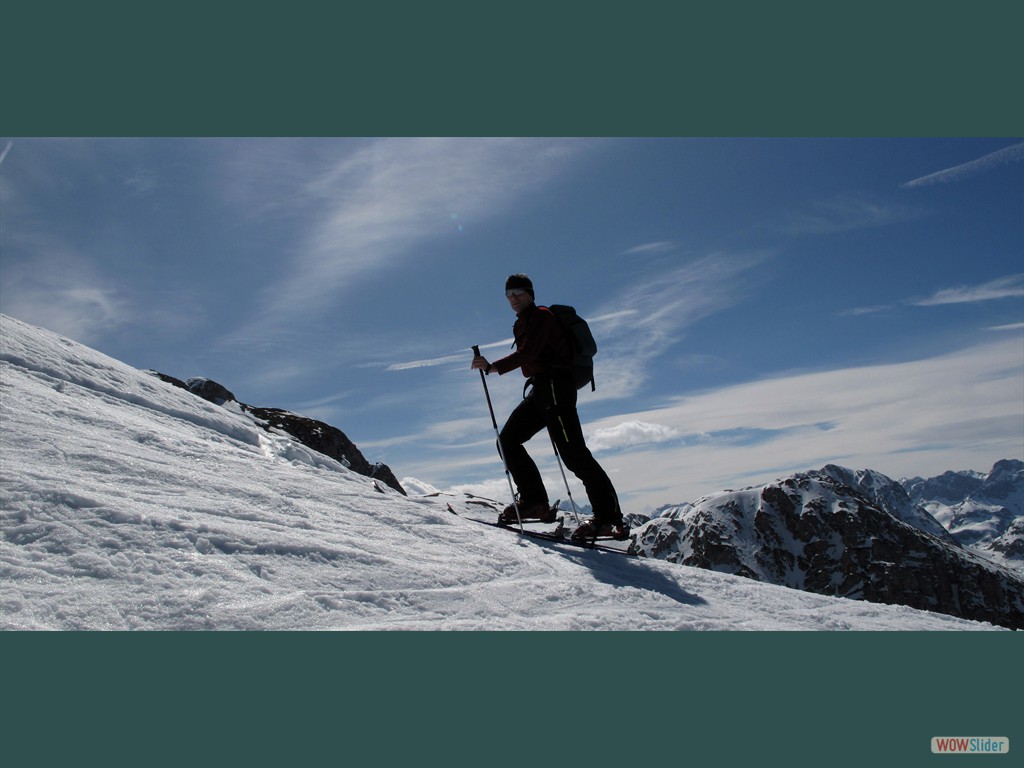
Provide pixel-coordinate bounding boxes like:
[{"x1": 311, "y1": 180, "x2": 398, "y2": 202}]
[{"x1": 586, "y1": 420, "x2": 683, "y2": 452}]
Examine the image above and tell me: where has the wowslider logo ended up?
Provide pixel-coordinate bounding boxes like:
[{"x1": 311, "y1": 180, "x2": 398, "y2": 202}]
[{"x1": 932, "y1": 737, "x2": 1010, "y2": 754}]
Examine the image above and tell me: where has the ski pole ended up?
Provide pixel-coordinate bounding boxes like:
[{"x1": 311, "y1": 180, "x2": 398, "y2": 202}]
[
  {"x1": 546, "y1": 380, "x2": 580, "y2": 525},
  {"x1": 549, "y1": 433, "x2": 581, "y2": 526},
  {"x1": 473, "y1": 346, "x2": 522, "y2": 532}
]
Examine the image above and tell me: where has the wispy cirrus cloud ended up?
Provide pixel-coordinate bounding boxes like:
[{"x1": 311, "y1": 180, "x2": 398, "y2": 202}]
[
  {"x1": 590, "y1": 253, "x2": 770, "y2": 399},
  {"x1": 621, "y1": 241, "x2": 676, "y2": 256},
  {"x1": 840, "y1": 305, "x2": 891, "y2": 317},
  {"x1": 0, "y1": 141, "x2": 208, "y2": 348},
  {"x1": 0, "y1": 231, "x2": 129, "y2": 346},
  {"x1": 386, "y1": 338, "x2": 514, "y2": 371},
  {"x1": 911, "y1": 274, "x2": 1024, "y2": 306},
  {"x1": 844, "y1": 274, "x2": 1024, "y2": 316},
  {"x1": 782, "y1": 195, "x2": 924, "y2": 236},
  {"x1": 221, "y1": 138, "x2": 599, "y2": 351},
  {"x1": 902, "y1": 142, "x2": 1024, "y2": 188},
  {"x1": 386, "y1": 353, "x2": 471, "y2": 372}
]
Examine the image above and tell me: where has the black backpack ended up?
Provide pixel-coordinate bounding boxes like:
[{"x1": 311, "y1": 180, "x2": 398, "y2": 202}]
[{"x1": 546, "y1": 304, "x2": 597, "y2": 391}]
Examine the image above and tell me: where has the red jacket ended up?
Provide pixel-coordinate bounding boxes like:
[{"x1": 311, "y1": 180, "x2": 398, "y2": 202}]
[{"x1": 491, "y1": 303, "x2": 571, "y2": 378}]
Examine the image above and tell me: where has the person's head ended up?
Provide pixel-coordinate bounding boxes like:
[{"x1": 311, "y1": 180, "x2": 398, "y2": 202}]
[{"x1": 505, "y1": 273, "x2": 535, "y2": 313}]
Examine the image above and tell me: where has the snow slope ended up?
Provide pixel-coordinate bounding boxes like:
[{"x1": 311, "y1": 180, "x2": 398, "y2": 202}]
[{"x1": 0, "y1": 314, "x2": 1004, "y2": 630}]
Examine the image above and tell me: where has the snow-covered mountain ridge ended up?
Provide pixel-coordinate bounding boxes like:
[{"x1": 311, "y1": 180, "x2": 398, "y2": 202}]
[
  {"x1": 0, "y1": 313, "x2": 1004, "y2": 631},
  {"x1": 630, "y1": 464, "x2": 1024, "y2": 629},
  {"x1": 902, "y1": 459, "x2": 1023, "y2": 568}
]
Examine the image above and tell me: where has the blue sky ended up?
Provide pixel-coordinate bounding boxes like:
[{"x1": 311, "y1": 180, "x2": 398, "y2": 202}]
[{"x1": 2, "y1": 137, "x2": 1022, "y2": 511}]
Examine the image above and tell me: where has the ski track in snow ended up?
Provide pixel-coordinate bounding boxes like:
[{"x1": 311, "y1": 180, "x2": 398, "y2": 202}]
[{"x1": 0, "y1": 315, "x2": 1004, "y2": 630}]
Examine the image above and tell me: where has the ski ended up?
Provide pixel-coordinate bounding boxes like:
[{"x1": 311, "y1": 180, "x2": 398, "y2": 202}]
[
  {"x1": 491, "y1": 518, "x2": 636, "y2": 555},
  {"x1": 448, "y1": 503, "x2": 636, "y2": 556}
]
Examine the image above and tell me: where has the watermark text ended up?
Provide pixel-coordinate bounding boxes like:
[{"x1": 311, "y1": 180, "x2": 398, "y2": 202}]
[{"x1": 932, "y1": 737, "x2": 1009, "y2": 755}]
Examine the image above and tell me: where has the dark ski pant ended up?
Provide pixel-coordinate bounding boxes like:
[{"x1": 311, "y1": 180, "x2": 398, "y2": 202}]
[{"x1": 498, "y1": 372, "x2": 621, "y2": 524}]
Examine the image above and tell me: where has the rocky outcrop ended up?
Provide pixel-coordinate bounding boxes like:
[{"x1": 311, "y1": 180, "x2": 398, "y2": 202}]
[
  {"x1": 242, "y1": 406, "x2": 405, "y2": 493},
  {"x1": 151, "y1": 373, "x2": 405, "y2": 495}
]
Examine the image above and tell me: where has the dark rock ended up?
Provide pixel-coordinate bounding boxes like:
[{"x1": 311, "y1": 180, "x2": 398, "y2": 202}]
[
  {"x1": 185, "y1": 377, "x2": 236, "y2": 405},
  {"x1": 148, "y1": 371, "x2": 189, "y2": 390},
  {"x1": 902, "y1": 470, "x2": 985, "y2": 505},
  {"x1": 241, "y1": 405, "x2": 405, "y2": 494},
  {"x1": 151, "y1": 372, "x2": 405, "y2": 495}
]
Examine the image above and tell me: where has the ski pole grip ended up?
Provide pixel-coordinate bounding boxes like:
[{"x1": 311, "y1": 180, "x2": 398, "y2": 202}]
[{"x1": 472, "y1": 345, "x2": 481, "y2": 356}]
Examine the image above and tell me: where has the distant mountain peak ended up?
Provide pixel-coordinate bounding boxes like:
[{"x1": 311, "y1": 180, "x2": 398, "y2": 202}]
[
  {"x1": 902, "y1": 459, "x2": 1023, "y2": 571},
  {"x1": 631, "y1": 464, "x2": 1024, "y2": 629}
]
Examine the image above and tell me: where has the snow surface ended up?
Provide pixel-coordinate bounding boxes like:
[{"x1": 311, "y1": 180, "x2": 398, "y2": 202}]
[{"x1": 0, "y1": 314, "x2": 1005, "y2": 630}]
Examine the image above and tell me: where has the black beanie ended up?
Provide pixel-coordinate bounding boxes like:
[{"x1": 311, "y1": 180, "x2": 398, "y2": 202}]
[{"x1": 505, "y1": 273, "x2": 534, "y2": 298}]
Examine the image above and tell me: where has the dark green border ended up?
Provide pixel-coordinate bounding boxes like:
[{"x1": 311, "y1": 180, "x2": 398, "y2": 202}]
[
  {"x1": 2, "y1": 3, "x2": 1020, "y2": 767},
  {"x1": 3, "y1": 1, "x2": 1022, "y2": 136},
  {"x1": 2, "y1": 633, "x2": 1020, "y2": 766}
]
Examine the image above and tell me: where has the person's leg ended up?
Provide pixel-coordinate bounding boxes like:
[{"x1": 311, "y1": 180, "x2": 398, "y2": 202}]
[
  {"x1": 498, "y1": 395, "x2": 548, "y2": 505},
  {"x1": 545, "y1": 378, "x2": 621, "y2": 524}
]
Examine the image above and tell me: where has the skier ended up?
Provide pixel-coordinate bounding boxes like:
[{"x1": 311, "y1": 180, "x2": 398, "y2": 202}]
[{"x1": 471, "y1": 274, "x2": 627, "y2": 541}]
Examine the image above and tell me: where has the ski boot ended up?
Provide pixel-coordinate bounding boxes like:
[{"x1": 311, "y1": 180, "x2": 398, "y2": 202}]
[
  {"x1": 498, "y1": 500, "x2": 557, "y2": 526},
  {"x1": 570, "y1": 518, "x2": 631, "y2": 542}
]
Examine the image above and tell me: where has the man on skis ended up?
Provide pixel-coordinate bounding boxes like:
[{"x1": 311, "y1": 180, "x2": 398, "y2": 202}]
[{"x1": 471, "y1": 274, "x2": 627, "y2": 542}]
